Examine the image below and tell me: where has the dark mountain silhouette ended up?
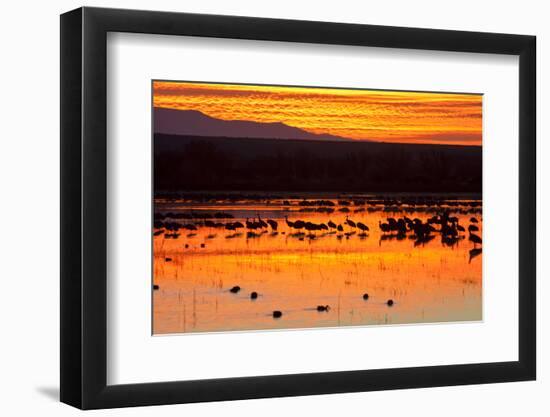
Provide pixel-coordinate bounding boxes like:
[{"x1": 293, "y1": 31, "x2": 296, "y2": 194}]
[{"x1": 154, "y1": 107, "x2": 357, "y2": 142}]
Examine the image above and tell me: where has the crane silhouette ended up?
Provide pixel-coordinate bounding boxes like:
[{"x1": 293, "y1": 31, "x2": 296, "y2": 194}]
[
  {"x1": 469, "y1": 232, "x2": 482, "y2": 248},
  {"x1": 345, "y1": 216, "x2": 356, "y2": 228},
  {"x1": 379, "y1": 220, "x2": 391, "y2": 233},
  {"x1": 266, "y1": 219, "x2": 278, "y2": 231},
  {"x1": 246, "y1": 218, "x2": 261, "y2": 230},
  {"x1": 469, "y1": 248, "x2": 482, "y2": 263},
  {"x1": 285, "y1": 215, "x2": 305, "y2": 231},
  {"x1": 257, "y1": 214, "x2": 268, "y2": 229},
  {"x1": 284, "y1": 215, "x2": 295, "y2": 228}
]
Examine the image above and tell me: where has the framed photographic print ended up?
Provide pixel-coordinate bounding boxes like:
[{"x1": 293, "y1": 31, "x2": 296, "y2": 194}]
[{"x1": 60, "y1": 7, "x2": 536, "y2": 409}]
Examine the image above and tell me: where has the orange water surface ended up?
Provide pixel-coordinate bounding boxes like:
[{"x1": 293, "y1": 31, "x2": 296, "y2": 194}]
[{"x1": 153, "y1": 195, "x2": 482, "y2": 334}]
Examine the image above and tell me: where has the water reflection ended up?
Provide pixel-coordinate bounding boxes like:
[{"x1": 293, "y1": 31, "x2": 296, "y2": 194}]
[{"x1": 153, "y1": 194, "x2": 482, "y2": 334}]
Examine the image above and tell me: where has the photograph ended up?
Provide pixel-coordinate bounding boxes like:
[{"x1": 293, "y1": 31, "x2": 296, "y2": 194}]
[{"x1": 152, "y1": 81, "x2": 483, "y2": 334}]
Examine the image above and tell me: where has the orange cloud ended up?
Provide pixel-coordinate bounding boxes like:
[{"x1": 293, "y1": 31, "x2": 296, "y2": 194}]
[{"x1": 153, "y1": 81, "x2": 482, "y2": 146}]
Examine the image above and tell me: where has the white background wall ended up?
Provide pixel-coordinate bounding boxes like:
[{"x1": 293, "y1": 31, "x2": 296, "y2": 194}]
[{"x1": 0, "y1": 0, "x2": 545, "y2": 415}]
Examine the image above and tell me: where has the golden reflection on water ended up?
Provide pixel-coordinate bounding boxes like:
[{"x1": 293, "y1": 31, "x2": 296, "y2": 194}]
[{"x1": 153, "y1": 198, "x2": 482, "y2": 334}]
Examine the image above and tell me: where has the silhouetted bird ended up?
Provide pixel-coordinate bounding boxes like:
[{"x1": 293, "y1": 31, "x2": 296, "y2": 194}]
[
  {"x1": 304, "y1": 222, "x2": 321, "y2": 233},
  {"x1": 250, "y1": 291, "x2": 258, "y2": 300},
  {"x1": 387, "y1": 299, "x2": 394, "y2": 306},
  {"x1": 284, "y1": 215, "x2": 295, "y2": 228},
  {"x1": 230, "y1": 286, "x2": 241, "y2": 293},
  {"x1": 468, "y1": 224, "x2": 479, "y2": 233},
  {"x1": 225, "y1": 222, "x2": 243, "y2": 231},
  {"x1": 267, "y1": 219, "x2": 278, "y2": 231},
  {"x1": 327, "y1": 220, "x2": 337, "y2": 229},
  {"x1": 257, "y1": 215, "x2": 268, "y2": 229},
  {"x1": 469, "y1": 232, "x2": 482, "y2": 248},
  {"x1": 316, "y1": 305, "x2": 330, "y2": 312},
  {"x1": 165, "y1": 233, "x2": 181, "y2": 239},
  {"x1": 345, "y1": 216, "x2": 356, "y2": 228},
  {"x1": 273, "y1": 310, "x2": 283, "y2": 318},
  {"x1": 442, "y1": 235, "x2": 459, "y2": 247},
  {"x1": 362, "y1": 293, "x2": 369, "y2": 300},
  {"x1": 469, "y1": 248, "x2": 482, "y2": 263},
  {"x1": 285, "y1": 216, "x2": 305, "y2": 230},
  {"x1": 441, "y1": 224, "x2": 458, "y2": 238},
  {"x1": 379, "y1": 220, "x2": 391, "y2": 233},
  {"x1": 357, "y1": 222, "x2": 369, "y2": 232},
  {"x1": 470, "y1": 217, "x2": 478, "y2": 223},
  {"x1": 246, "y1": 218, "x2": 262, "y2": 230},
  {"x1": 153, "y1": 284, "x2": 160, "y2": 290}
]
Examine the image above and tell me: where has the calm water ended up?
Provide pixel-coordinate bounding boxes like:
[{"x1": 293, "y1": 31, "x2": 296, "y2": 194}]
[{"x1": 153, "y1": 194, "x2": 482, "y2": 334}]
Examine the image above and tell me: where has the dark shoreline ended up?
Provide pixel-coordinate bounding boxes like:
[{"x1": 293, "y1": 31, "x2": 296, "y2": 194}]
[
  {"x1": 154, "y1": 134, "x2": 482, "y2": 193},
  {"x1": 154, "y1": 135, "x2": 482, "y2": 193}
]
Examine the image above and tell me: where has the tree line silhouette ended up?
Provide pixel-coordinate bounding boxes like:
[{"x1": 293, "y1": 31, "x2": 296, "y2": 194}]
[{"x1": 154, "y1": 134, "x2": 482, "y2": 193}]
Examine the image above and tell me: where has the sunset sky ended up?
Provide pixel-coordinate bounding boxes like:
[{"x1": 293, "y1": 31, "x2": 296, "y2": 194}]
[{"x1": 153, "y1": 81, "x2": 482, "y2": 146}]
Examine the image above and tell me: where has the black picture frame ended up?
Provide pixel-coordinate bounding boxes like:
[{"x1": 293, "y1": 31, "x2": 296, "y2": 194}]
[{"x1": 60, "y1": 6, "x2": 536, "y2": 410}]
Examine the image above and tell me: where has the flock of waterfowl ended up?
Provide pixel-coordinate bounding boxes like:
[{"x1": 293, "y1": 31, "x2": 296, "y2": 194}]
[
  {"x1": 154, "y1": 280, "x2": 395, "y2": 320},
  {"x1": 223, "y1": 284, "x2": 368, "y2": 319},
  {"x1": 153, "y1": 204, "x2": 481, "y2": 255},
  {"x1": 154, "y1": 197, "x2": 482, "y2": 321},
  {"x1": 238, "y1": 287, "x2": 397, "y2": 320}
]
